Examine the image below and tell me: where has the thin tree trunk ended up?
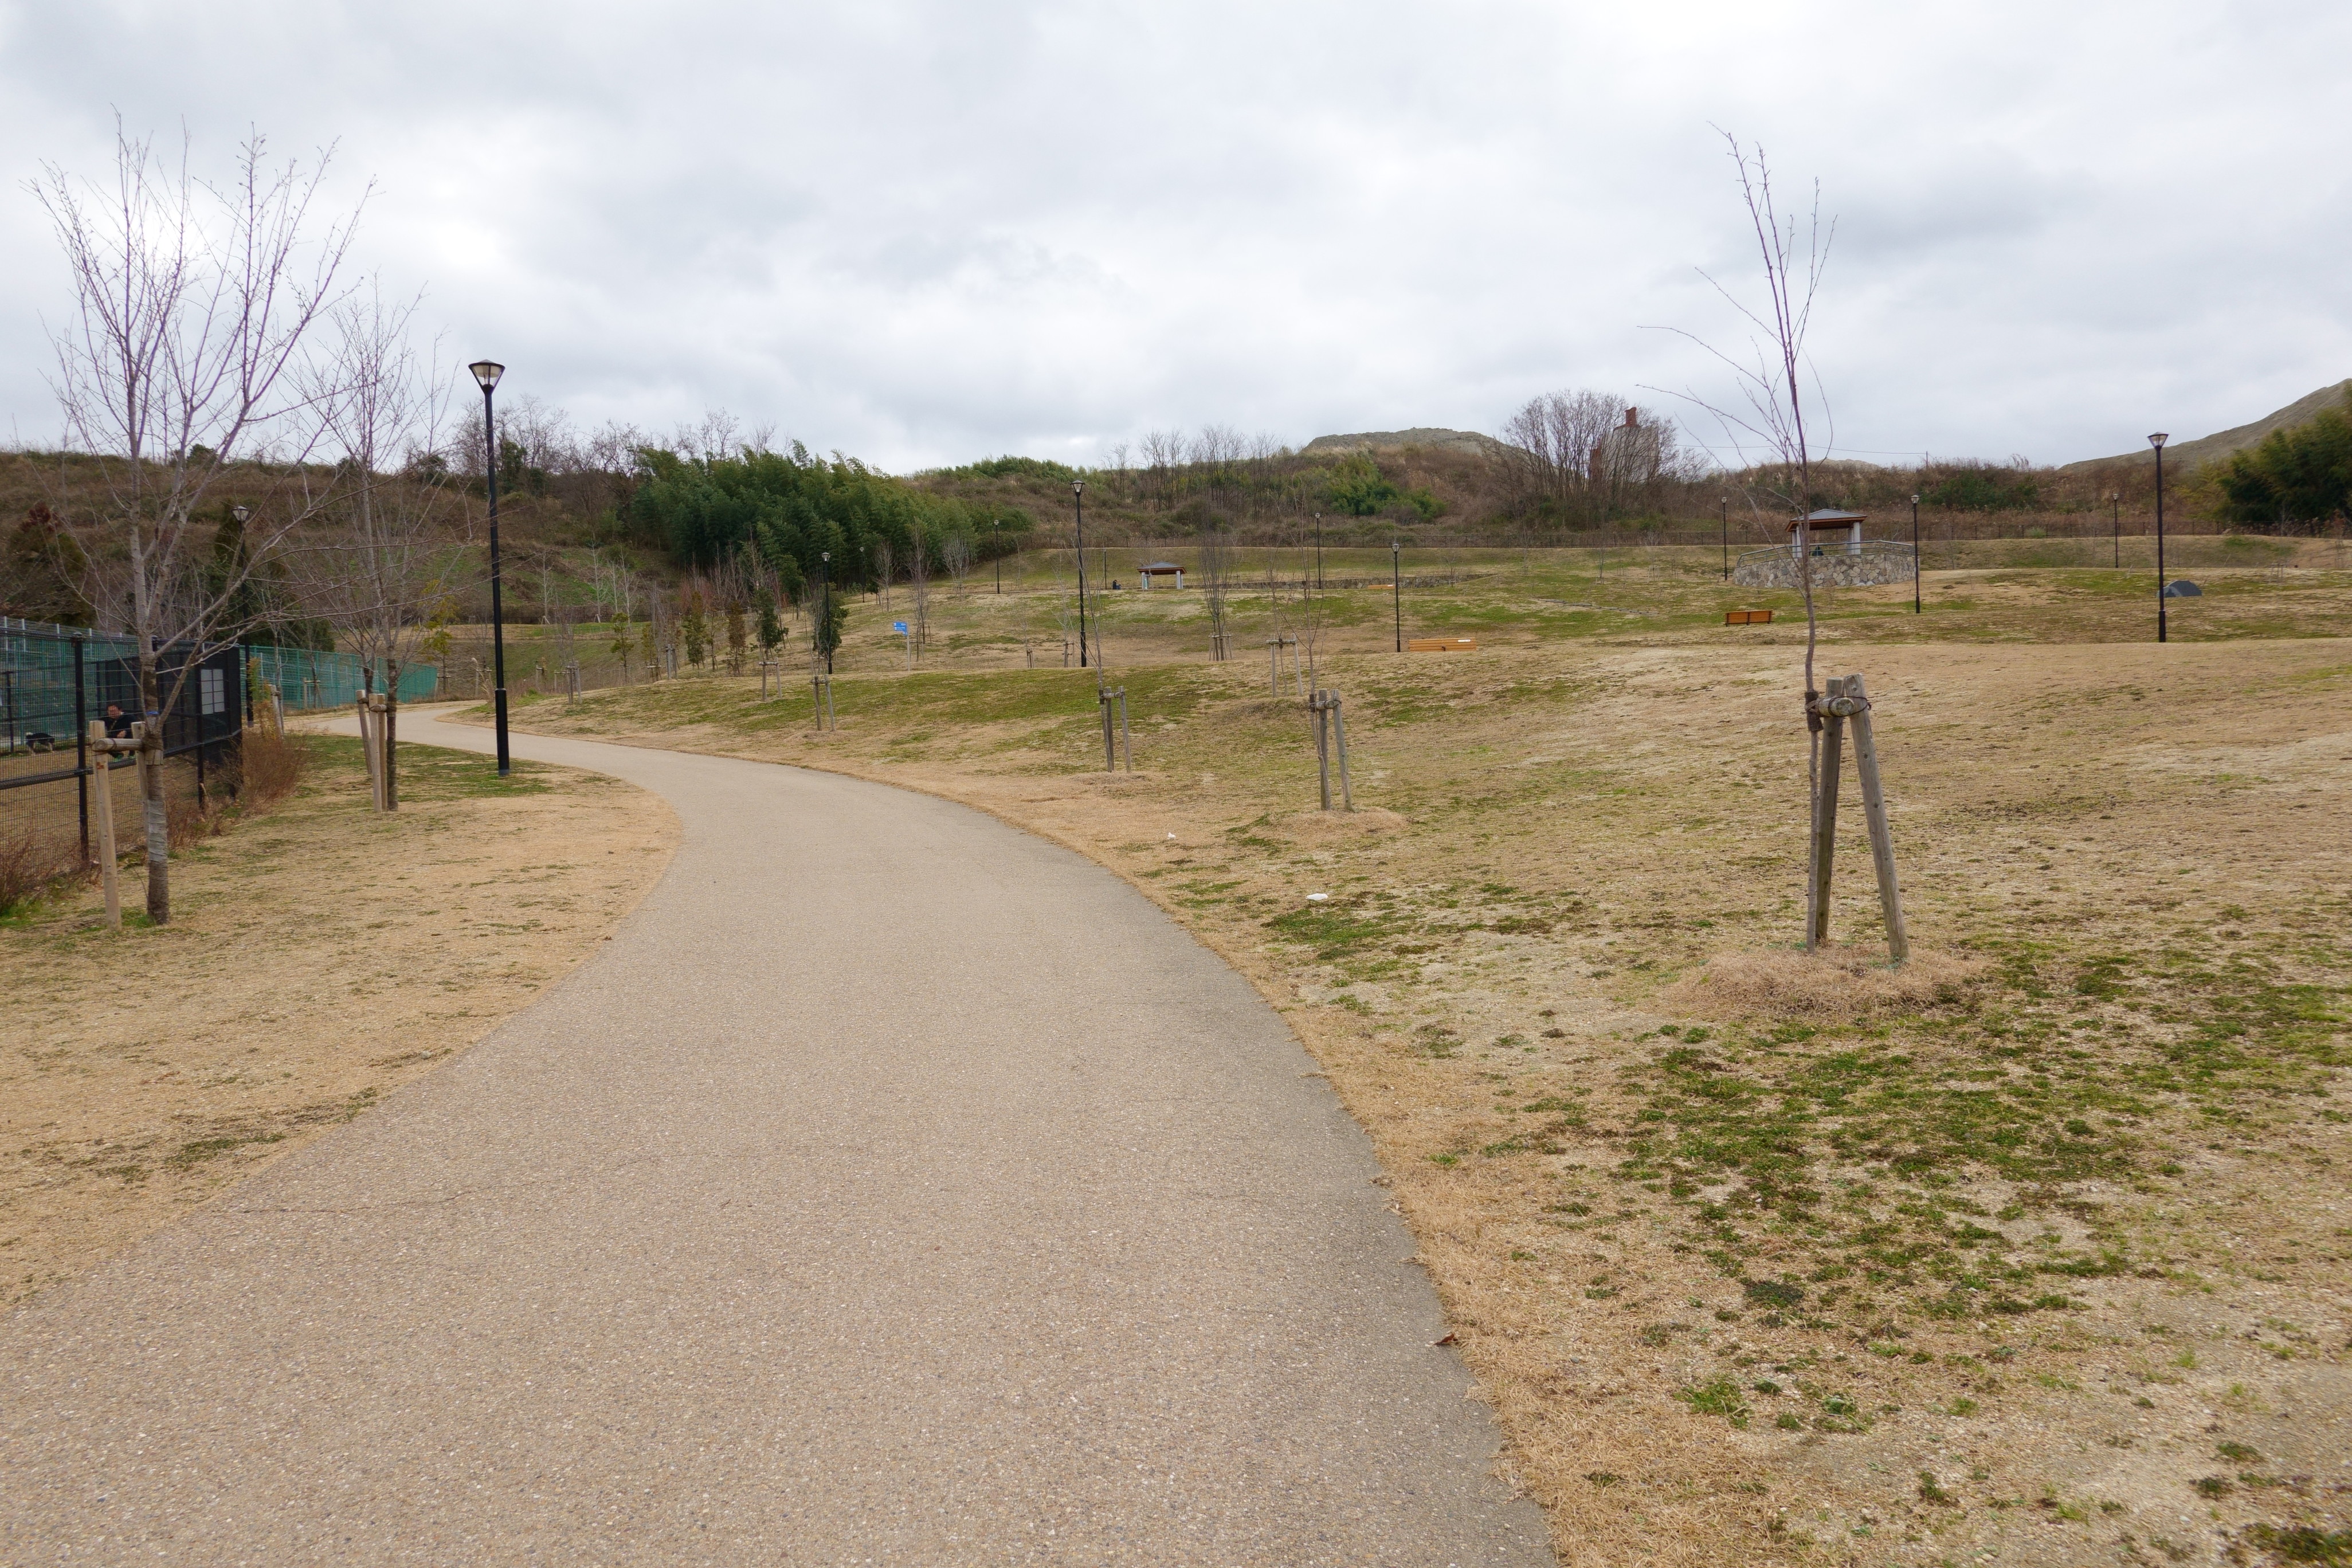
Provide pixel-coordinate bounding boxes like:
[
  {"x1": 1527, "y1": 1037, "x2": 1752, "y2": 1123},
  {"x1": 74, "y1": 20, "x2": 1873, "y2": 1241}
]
[{"x1": 384, "y1": 658, "x2": 399, "y2": 810}]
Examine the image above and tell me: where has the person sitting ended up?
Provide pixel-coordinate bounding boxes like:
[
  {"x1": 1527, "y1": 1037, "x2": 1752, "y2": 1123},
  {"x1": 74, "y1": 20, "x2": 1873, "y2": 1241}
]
[{"x1": 103, "y1": 703, "x2": 132, "y2": 738}]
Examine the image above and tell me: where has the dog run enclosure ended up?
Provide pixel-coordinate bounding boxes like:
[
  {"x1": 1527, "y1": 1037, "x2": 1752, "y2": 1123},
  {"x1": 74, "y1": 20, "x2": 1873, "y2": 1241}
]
[{"x1": 0, "y1": 618, "x2": 437, "y2": 883}]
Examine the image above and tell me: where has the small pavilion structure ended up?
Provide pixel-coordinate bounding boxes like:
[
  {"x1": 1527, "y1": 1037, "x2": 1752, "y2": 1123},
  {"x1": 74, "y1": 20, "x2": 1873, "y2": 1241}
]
[
  {"x1": 1789, "y1": 509, "x2": 1868, "y2": 556},
  {"x1": 1136, "y1": 562, "x2": 1185, "y2": 589}
]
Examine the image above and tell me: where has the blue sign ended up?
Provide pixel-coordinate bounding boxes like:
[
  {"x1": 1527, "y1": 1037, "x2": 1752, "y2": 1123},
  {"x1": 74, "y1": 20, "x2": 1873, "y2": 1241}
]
[{"x1": 893, "y1": 620, "x2": 909, "y2": 634}]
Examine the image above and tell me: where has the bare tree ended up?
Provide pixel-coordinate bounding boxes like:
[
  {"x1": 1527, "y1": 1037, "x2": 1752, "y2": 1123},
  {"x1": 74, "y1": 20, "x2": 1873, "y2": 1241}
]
[
  {"x1": 1648, "y1": 132, "x2": 1841, "y2": 948},
  {"x1": 295, "y1": 281, "x2": 457, "y2": 809},
  {"x1": 1197, "y1": 519, "x2": 1233, "y2": 660},
  {"x1": 941, "y1": 530, "x2": 971, "y2": 595},
  {"x1": 36, "y1": 124, "x2": 365, "y2": 921},
  {"x1": 908, "y1": 523, "x2": 931, "y2": 660}
]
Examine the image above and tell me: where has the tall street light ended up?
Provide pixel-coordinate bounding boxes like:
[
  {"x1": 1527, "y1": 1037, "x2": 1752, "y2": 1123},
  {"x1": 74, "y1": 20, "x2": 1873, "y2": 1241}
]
[
  {"x1": 991, "y1": 517, "x2": 1002, "y2": 594},
  {"x1": 2150, "y1": 432, "x2": 2170, "y2": 643},
  {"x1": 1391, "y1": 538, "x2": 1402, "y2": 652},
  {"x1": 468, "y1": 360, "x2": 510, "y2": 775},
  {"x1": 1313, "y1": 512, "x2": 1323, "y2": 590},
  {"x1": 1719, "y1": 494, "x2": 1729, "y2": 581},
  {"x1": 1911, "y1": 492, "x2": 1922, "y2": 615},
  {"x1": 2110, "y1": 491, "x2": 2122, "y2": 569},
  {"x1": 818, "y1": 551, "x2": 833, "y2": 673},
  {"x1": 1072, "y1": 479, "x2": 1090, "y2": 668}
]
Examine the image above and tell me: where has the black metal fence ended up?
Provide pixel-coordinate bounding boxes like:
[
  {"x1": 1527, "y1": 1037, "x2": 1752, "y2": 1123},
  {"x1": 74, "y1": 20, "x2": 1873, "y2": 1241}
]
[{"x1": 0, "y1": 618, "x2": 246, "y2": 877}]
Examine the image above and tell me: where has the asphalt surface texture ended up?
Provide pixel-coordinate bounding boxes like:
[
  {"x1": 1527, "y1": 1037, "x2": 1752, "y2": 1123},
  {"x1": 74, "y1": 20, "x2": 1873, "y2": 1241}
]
[{"x1": 3, "y1": 710, "x2": 1554, "y2": 1566}]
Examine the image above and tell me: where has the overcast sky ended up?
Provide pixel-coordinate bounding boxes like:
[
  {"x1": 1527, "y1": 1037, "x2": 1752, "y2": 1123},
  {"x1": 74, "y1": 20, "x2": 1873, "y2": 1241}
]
[{"x1": 1, "y1": 0, "x2": 2343, "y2": 474}]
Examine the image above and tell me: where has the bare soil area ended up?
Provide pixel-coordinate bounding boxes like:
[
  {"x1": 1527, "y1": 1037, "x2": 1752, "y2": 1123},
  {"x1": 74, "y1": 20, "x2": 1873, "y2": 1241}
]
[
  {"x1": 483, "y1": 629, "x2": 2352, "y2": 1568},
  {"x1": 0, "y1": 733, "x2": 677, "y2": 1306}
]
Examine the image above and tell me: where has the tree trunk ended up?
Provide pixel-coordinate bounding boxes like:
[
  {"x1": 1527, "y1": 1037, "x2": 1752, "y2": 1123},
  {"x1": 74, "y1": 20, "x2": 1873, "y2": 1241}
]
[{"x1": 384, "y1": 659, "x2": 399, "y2": 810}]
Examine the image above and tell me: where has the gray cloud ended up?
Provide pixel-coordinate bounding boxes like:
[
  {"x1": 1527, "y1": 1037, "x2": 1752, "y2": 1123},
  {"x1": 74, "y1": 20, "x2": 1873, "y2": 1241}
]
[{"x1": 3, "y1": 0, "x2": 2347, "y2": 471}]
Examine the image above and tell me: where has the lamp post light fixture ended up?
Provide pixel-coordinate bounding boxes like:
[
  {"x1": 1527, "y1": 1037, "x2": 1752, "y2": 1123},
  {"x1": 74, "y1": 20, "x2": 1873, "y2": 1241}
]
[
  {"x1": 1071, "y1": 479, "x2": 1090, "y2": 668},
  {"x1": 468, "y1": 359, "x2": 511, "y2": 775},
  {"x1": 2150, "y1": 433, "x2": 2170, "y2": 643},
  {"x1": 1911, "y1": 492, "x2": 1922, "y2": 614},
  {"x1": 1391, "y1": 538, "x2": 1402, "y2": 652}
]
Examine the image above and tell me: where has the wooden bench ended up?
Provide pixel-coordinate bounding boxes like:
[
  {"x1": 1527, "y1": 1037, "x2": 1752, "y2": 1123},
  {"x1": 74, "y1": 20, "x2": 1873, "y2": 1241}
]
[
  {"x1": 1724, "y1": 609, "x2": 1775, "y2": 625},
  {"x1": 1406, "y1": 637, "x2": 1477, "y2": 652}
]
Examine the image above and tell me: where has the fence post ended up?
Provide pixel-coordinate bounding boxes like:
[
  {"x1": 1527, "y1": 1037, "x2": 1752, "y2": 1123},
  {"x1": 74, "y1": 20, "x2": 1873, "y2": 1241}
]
[
  {"x1": 75, "y1": 635, "x2": 89, "y2": 867},
  {"x1": 88, "y1": 720, "x2": 119, "y2": 929}
]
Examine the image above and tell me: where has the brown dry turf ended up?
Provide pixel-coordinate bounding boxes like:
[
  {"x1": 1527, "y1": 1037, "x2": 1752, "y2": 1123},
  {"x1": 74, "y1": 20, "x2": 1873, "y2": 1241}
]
[
  {"x1": 0, "y1": 736, "x2": 677, "y2": 1306},
  {"x1": 477, "y1": 601, "x2": 2352, "y2": 1567}
]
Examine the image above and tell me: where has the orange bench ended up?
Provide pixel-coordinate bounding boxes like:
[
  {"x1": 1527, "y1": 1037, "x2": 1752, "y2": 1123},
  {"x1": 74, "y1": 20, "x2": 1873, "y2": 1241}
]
[
  {"x1": 1724, "y1": 609, "x2": 1775, "y2": 625},
  {"x1": 1407, "y1": 637, "x2": 1477, "y2": 652}
]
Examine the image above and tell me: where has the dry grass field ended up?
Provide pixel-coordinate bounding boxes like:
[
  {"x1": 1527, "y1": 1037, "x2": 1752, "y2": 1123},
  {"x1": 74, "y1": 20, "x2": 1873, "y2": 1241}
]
[
  {"x1": 477, "y1": 544, "x2": 2352, "y2": 1567},
  {"x1": 0, "y1": 738, "x2": 677, "y2": 1306}
]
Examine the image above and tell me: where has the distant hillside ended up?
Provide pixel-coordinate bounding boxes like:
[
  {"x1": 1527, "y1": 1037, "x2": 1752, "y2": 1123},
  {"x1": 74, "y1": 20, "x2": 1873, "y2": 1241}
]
[
  {"x1": 1300, "y1": 427, "x2": 1514, "y2": 461},
  {"x1": 2062, "y1": 379, "x2": 2352, "y2": 473}
]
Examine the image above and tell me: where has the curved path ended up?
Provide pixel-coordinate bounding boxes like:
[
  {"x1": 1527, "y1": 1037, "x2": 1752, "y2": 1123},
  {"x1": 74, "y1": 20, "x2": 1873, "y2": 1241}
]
[{"x1": 2, "y1": 712, "x2": 1552, "y2": 1565}]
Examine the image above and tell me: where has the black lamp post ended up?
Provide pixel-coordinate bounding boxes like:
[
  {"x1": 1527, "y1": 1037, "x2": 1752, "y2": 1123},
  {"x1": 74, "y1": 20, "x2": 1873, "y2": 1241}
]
[
  {"x1": 468, "y1": 359, "x2": 510, "y2": 775},
  {"x1": 1719, "y1": 494, "x2": 1729, "y2": 581},
  {"x1": 2150, "y1": 432, "x2": 2170, "y2": 642},
  {"x1": 2110, "y1": 491, "x2": 2121, "y2": 569},
  {"x1": 1314, "y1": 512, "x2": 1323, "y2": 590},
  {"x1": 1072, "y1": 479, "x2": 1090, "y2": 668},
  {"x1": 991, "y1": 518, "x2": 1002, "y2": 594},
  {"x1": 1390, "y1": 538, "x2": 1401, "y2": 652},
  {"x1": 818, "y1": 551, "x2": 832, "y2": 673},
  {"x1": 1911, "y1": 492, "x2": 1922, "y2": 615}
]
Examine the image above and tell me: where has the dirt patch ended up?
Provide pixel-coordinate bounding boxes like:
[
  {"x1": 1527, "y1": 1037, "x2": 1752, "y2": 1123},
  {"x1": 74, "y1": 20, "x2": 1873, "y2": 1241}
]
[
  {"x1": 1662, "y1": 944, "x2": 1987, "y2": 1022},
  {"x1": 0, "y1": 734, "x2": 676, "y2": 1307},
  {"x1": 470, "y1": 629, "x2": 2352, "y2": 1566}
]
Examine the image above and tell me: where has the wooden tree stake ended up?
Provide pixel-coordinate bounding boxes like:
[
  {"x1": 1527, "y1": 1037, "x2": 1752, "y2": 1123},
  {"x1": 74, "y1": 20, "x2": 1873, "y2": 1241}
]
[
  {"x1": 1807, "y1": 677, "x2": 1846, "y2": 948},
  {"x1": 1845, "y1": 673, "x2": 1908, "y2": 962},
  {"x1": 1332, "y1": 692, "x2": 1354, "y2": 811},
  {"x1": 88, "y1": 720, "x2": 120, "y2": 930}
]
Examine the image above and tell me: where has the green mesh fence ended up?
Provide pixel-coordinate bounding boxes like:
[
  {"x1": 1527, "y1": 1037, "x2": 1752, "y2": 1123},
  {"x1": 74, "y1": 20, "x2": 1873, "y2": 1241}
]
[{"x1": 242, "y1": 646, "x2": 438, "y2": 710}]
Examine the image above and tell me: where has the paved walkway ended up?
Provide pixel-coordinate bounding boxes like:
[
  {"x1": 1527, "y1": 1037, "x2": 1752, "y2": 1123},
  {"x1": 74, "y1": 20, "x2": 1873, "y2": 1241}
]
[{"x1": 3, "y1": 714, "x2": 1551, "y2": 1565}]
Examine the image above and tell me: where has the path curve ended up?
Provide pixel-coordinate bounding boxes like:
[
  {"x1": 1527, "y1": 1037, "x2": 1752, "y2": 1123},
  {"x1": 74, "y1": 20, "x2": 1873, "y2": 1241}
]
[{"x1": 3, "y1": 712, "x2": 1553, "y2": 1565}]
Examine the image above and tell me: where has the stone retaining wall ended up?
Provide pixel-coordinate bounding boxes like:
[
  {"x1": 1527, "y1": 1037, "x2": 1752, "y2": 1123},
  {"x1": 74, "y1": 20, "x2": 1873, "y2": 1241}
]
[{"x1": 1734, "y1": 547, "x2": 1915, "y2": 589}]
